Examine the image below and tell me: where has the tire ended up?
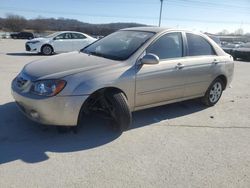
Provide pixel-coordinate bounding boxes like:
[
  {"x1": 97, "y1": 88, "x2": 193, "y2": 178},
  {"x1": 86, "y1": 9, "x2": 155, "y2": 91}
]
[
  {"x1": 202, "y1": 78, "x2": 224, "y2": 106},
  {"x1": 105, "y1": 91, "x2": 132, "y2": 132},
  {"x1": 41, "y1": 45, "x2": 53, "y2": 55}
]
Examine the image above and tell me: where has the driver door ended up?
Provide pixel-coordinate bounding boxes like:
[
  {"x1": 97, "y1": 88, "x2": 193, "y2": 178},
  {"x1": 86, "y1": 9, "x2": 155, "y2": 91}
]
[{"x1": 135, "y1": 32, "x2": 186, "y2": 107}]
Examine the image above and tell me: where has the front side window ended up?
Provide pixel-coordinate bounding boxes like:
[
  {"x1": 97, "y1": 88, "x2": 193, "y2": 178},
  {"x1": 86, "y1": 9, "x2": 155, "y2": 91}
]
[
  {"x1": 186, "y1": 33, "x2": 215, "y2": 56},
  {"x1": 54, "y1": 33, "x2": 72, "y2": 40},
  {"x1": 81, "y1": 30, "x2": 154, "y2": 60},
  {"x1": 147, "y1": 32, "x2": 183, "y2": 60}
]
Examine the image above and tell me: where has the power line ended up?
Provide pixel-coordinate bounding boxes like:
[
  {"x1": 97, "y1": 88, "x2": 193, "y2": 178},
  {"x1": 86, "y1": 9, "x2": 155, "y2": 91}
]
[
  {"x1": 166, "y1": 1, "x2": 250, "y2": 14},
  {"x1": 175, "y1": 0, "x2": 250, "y2": 10},
  {"x1": 74, "y1": 0, "x2": 250, "y2": 10}
]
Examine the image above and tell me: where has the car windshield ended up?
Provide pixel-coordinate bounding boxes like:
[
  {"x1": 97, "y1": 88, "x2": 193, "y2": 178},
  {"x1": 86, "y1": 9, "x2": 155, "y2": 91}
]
[
  {"x1": 44, "y1": 32, "x2": 61, "y2": 38},
  {"x1": 81, "y1": 30, "x2": 154, "y2": 60}
]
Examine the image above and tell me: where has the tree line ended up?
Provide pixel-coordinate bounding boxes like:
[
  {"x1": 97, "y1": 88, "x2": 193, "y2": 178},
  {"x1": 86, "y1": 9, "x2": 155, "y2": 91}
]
[
  {"x1": 1, "y1": 14, "x2": 249, "y2": 37},
  {"x1": 0, "y1": 14, "x2": 146, "y2": 36}
]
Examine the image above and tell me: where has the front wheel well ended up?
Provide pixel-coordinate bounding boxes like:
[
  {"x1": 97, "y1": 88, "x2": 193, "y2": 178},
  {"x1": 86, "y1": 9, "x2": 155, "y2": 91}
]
[
  {"x1": 41, "y1": 44, "x2": 54, "y2": 52},
  {"x1": 87, "y1": 87, "x2": 127, "y2": 100},
  {"x1": 77, "y1": 87, "x2": 127, "y2": 124}
]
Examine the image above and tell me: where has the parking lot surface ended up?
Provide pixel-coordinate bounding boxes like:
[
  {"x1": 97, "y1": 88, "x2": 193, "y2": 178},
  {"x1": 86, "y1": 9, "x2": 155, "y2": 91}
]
[{"x1": 0, "y1": 39, "x2": 250, "y2": 188}]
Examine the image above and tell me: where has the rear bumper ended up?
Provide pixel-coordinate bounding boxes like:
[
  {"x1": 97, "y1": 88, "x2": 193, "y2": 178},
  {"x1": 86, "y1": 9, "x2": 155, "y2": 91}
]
[
  {"x1": 234, "y1": 51, "x2": 250, "y2": 60},
  {"x1": 11, "y1": 89, "x2": 88, "y2": 126}
]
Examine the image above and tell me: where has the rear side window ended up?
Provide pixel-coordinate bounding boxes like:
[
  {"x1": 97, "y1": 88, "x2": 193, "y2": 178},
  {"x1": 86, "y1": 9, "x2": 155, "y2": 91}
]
[
  {"x1": 186, "y1": 33, "x2": 215, "y2": 56},
  {"x1": 147, "y1": 32, "x2": 183, "y2": 60},
  {"x1": 71, "y1": 33, "x2": 86, "y2": 39}
]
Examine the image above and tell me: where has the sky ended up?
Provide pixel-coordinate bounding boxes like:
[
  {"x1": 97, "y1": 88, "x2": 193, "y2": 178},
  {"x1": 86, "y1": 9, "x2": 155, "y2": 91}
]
[{"x1": 0, "y1": 0, "x2": 250, "y2": 34}]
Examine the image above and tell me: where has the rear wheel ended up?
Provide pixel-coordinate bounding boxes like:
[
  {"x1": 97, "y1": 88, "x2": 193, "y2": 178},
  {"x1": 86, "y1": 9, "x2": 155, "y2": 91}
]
[
  {"x1": 41, "y1": 45, "x2": 53, "y2": 55},
  {"x1": 202, "y1": 78, "x2": 224, "y2": 106}
]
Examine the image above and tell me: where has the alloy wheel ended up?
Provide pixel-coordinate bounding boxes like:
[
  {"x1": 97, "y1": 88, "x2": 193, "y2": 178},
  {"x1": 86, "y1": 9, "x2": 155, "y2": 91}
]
[{"x1": 209, "y1": 82, "x2": 222, "y2": 103}]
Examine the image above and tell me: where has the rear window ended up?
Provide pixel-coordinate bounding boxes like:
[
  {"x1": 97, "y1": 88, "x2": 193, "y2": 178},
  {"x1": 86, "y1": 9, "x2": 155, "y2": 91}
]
[{"x1": 186, "y1": 33, "x2": 215, "y2": 56}]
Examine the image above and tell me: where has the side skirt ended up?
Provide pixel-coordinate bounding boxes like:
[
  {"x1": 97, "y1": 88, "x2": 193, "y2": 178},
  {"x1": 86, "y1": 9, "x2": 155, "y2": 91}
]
[{"x1": 133, "y1": 94, "x2": 204, "y2": 112}]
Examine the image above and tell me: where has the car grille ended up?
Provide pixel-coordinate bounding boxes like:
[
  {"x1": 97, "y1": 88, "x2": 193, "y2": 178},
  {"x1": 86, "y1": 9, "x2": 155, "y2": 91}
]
[{"x1": 16, "y1": 76, "x2": 28, "y2": 88}]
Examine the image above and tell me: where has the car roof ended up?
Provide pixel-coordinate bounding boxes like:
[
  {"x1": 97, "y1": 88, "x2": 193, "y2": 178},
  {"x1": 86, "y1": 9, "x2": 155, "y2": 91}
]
[
  {"x1": 121, "y1": 27, "x2": 169, "y2": 33},
  {"x1": 56, "y1": 31, "x2": 84, "y2": 34},
  {"x1": 121, "y1": 26, "x2": 199, "y2": 34}
]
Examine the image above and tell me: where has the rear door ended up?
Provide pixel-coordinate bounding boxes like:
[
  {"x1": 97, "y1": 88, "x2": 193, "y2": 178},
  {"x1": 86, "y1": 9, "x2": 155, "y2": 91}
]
[
  {"x1": 182, "y1": 32, "x2": 220, "y2": 97},
  {"x1": 71, "y1": 33, "x2": 90, "y2": 50}
]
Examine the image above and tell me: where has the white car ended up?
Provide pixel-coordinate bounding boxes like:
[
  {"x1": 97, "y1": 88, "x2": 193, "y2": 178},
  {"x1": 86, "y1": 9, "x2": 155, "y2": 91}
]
[{"x1": 25, "y1": 31, "x2": 96, "y2": 55}]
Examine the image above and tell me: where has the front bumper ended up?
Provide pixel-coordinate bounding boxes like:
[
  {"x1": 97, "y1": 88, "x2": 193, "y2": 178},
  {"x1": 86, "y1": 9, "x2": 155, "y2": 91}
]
[
  {"x1": 25, "y1": 43, "x2": 40, "y2": 52},
  {"x1": 12, "y1": 89, "x2": 88, "y2": 126}
]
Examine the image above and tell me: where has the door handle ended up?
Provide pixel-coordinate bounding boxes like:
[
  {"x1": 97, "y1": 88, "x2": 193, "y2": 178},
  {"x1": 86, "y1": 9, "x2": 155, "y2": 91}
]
[
  {"x1": 176, "y1": 63, "x2": 185, "y2": 69},
  {"x1": 213, "y1": 59, "x2": 220, "y2": 65}
]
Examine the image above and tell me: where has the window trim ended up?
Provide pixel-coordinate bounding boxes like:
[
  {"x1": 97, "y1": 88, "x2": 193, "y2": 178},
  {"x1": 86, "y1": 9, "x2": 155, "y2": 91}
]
[
  {"x1": 145, "y1": 31, "x2": 185, "y2": 61},
  {"x1": 184, "y1": 32, "x2": 218, "y2": 57},
  {"x1": 54, "y1": 33, "x2": 73, "y2": 40}
]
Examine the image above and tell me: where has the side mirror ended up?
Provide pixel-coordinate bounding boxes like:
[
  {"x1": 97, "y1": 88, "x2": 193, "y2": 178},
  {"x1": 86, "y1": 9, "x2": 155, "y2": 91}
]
[{"x1": 140, "y1": 53, "x2": 159, "y2": 65}]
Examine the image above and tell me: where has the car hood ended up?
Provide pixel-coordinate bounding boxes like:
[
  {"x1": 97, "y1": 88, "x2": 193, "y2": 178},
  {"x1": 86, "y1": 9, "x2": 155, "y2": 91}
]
[
  {"x1": 27, "y1": 37, "x2": 49, "y2": 43},
  {"x1": 22, "y1": 52, "x2": 121, "y2": 80}
]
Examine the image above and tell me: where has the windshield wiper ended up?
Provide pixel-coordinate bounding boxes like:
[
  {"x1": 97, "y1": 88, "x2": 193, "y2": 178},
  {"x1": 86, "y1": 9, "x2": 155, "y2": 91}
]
[
  {"x1": 82, "y1": 50, "x2": 104, "y2": 57},
  {"x1": 88, "y1": 51, "x2": 106, "y2": 57},
  {"x1": 82, "y1": 50, "x2": 123, "y2": 60}
]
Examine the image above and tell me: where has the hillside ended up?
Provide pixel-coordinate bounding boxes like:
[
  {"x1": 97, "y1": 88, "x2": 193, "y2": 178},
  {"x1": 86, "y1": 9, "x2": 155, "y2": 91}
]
[{"x1": 0, "y1": 16, "x2": 147, "y2": 36}]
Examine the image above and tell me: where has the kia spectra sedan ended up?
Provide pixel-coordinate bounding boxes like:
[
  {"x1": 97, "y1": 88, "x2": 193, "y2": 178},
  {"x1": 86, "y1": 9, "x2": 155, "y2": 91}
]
[
  {"x1": 25, "y1": 31, "x2": 96, "y2": 55},
  {"x1": 12, "y1": 27, "x2": 234, "y2": 132}
]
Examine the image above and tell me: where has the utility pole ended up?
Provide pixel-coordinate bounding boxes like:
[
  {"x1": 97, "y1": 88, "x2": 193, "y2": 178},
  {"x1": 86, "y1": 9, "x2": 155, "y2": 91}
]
[{"x1": 158, "y1": 0, "x2": 164, "y2": 27}]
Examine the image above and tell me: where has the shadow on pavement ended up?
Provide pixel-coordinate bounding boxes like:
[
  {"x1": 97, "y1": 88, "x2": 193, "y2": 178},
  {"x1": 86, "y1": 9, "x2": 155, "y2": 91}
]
[
  {"x1": 131, "y1": 99, "x2": 206, "y2": 130},
  {"x1": 6, "y1": 52, "x2": 42, "y2": 56},
  {"x1": 0, "y1": 99, "x2": 206, "y2": 164}
]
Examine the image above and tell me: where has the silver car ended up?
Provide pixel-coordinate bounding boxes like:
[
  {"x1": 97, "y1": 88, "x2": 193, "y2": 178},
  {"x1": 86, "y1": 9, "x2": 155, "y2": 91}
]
[{"x1": 11, "y1": 27, "x2": 234, "y2": 132}]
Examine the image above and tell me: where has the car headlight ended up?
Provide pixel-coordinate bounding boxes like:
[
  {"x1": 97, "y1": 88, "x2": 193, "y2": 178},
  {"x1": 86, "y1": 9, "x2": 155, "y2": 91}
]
[
  {"x1": 31, "y1": 80, "x2": 66, "y2": 96},
  {"x1": 28, "y1": 41, "x2": 40, "y2": 44}
]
